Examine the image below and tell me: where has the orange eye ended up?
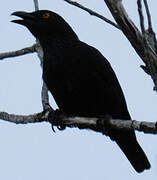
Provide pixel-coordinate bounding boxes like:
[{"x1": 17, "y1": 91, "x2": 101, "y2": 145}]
[{"x1": 43, "y1": 12, "x2": 51, "y2": 19}]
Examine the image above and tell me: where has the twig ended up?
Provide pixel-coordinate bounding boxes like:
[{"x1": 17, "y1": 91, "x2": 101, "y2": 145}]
[
  {"x1": 33, "y1": 0, "x2": 39, "y2": 11},
  {"x1": 0, "y1": 109, "x2": 157, "y2": 134},
  {"x1": 137, "y1": 0, "x2": 145, "y2": 34},
  {"x1": 64, "y1": 0, "x2": 120, "y2": 30},
  {"x1": 41, "y1": 81, "x2": 51, "y2": 110},
  {"x1": 0, "y1": 45, "x2": 36, "y2": 60},
  {"x1": 143, "y1": 0, "x2": 152, "y2": 31}
]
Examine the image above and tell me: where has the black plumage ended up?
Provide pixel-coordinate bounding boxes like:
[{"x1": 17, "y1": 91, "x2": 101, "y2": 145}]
[{"x1": 12, "y1": 10, "x2": 150, "y2": 172}]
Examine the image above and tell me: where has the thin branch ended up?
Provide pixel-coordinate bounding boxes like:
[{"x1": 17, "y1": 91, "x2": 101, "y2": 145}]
[
  {"x1": 137, "y1": 0, "x2": 145, "y2": 34},
  {"x1": 33, "y1": 0, "x2": 39, "y2": 11},
  {"x1": 41, "y1": 81, "x2": 51, "y2": 110},
  {"x1": 34, "y1": 39, "x2": 50, "y2": 111},
  {"x1": 0, "y1": 109, "x2": 157, "y2": 134},
  {"x1": 0, "y1": 44, "x2": 36, "y2": 60},
  {"x1": 0, "y1": 111, "x2": 48, "y2": 124},
  {"x1": 61, "y1": 117, "x2": 157, "y2": 134},
  {"x1": 64, "y1": 0, "x2": 120, "y2": 30},
  {"x1": 142, "y1": 0, "x2": 157, "y2": 60},
  {"x1": 35, "y1": 41, "x2": 43, "y2": 66},
  {"x1": 143, "y1": 0, "x2": 152, "y2": 31}
]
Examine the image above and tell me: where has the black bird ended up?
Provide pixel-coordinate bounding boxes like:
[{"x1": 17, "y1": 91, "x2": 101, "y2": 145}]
[{"x1": 12, "y1": 10, "x2": 150, "y2": 172}]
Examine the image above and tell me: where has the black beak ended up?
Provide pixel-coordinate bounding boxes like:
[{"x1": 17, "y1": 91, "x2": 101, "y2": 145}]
[{"x1": 11, "y1": 11, "x2": 34, "y2": 25}]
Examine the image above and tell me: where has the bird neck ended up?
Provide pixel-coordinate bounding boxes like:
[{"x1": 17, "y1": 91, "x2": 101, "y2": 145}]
[{"x1": 39, "y1": 34, "x2": 79, "y2": 52}]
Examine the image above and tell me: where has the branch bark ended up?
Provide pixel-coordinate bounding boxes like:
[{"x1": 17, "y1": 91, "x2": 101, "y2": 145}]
[
  {"x1": 0, "y1": 45, "x2": 36, "y2": 60},
  {"x1": 0, "y1": 109, "x2": 156, "y2": 134},
  {"x1": 33, "y1": 0, "x2": 39, "y2": 11}
]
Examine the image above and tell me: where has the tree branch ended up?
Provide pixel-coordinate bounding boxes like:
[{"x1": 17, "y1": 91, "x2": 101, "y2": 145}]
[
  {"x1": 0, "y1": 44, "x2": 36, "y2": 60},
  {"x1": 137, "y1": 0, "x2": 145, "y2": 34},
  {"x1": 137, "y1": 0, "x2": 157, "y2": 90},
  {"x1": 0, "y1": 111, "x2": 48, "y2": 124},
  {"x1": 33, "y1": 0, "x2": 39, "y2": 11},
  {"x1": 0, "y1": 109, "x2": 156, "y2": 134},
  {"x1": 64, "y1": 0, "x2": 120, "y2": 30},
  {"x1": 104, "y1": 0, "x2": 157, "y2": 90},
  {"x1": 143, "y1": 0, "x2": 152, "y2": 31}
]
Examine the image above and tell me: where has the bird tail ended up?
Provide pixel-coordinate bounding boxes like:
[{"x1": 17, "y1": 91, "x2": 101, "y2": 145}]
[{"x1": 114, "y1": 131, "x2": 150, "y2": 173}]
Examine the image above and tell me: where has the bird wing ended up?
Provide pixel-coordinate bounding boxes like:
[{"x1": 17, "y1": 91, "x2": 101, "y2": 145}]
[{"x1": 43, "y1": 41, "x2": 130, "y2": 119}]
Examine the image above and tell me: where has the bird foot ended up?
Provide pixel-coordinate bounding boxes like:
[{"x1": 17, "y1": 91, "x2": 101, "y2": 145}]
[
  {"x1": 97, "y1": 114, "x2": 112, "y2": 136},
  {"x1": 48, "y1": 109, "x2": 66, "y2": 132}
]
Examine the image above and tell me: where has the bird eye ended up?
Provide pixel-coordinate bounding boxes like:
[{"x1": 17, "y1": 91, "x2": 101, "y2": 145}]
[{"x1": 43, "y1": 12, "x2": 51, "y2": 19}]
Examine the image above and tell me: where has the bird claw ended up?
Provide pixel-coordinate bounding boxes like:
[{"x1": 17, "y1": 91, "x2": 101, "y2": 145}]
[
  {"x1": 57, "y1": 125, "x2": 66, "y2": 131},
  {"x1": 48, "y1": 109, "x2": 66, "y2": 132},
  {"x1": 51, "y1": 124, "x2": 56, "y2": 133}
]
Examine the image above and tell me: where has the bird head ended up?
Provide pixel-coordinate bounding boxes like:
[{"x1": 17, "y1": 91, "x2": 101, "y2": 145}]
[{"x1": 11, "y1": 10, "x2": 78, "y2": 42}]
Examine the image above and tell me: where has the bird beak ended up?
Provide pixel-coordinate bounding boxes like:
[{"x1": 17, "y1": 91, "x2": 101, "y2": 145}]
[{"x1": 11, "y1": 11, "x2": 34, "y2": 25}]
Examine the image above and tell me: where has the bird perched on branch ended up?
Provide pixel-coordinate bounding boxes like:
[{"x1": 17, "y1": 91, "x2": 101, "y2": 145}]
[{"x1": 12, "y1": 10, "x2": 150, "y2": 172}]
